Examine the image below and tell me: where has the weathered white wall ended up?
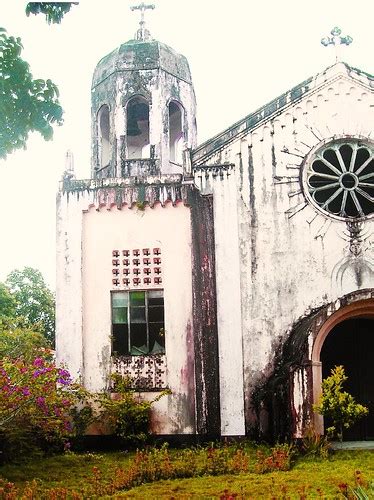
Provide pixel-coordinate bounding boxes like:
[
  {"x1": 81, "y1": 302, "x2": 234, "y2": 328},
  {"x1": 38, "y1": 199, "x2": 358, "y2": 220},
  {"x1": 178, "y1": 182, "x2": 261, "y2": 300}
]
[
  {"x1": 57, "y1": 193, "x2": 195, "y2": 434},
  {"x1": 195, "y1": 167, "x2": 245, "y2": 436},
  {"x1": 200, "y1": 64, "x2": 374, "y2": 430},
  {"x1": 56, "y1": 192, "x2": 85, "y2": 380}
]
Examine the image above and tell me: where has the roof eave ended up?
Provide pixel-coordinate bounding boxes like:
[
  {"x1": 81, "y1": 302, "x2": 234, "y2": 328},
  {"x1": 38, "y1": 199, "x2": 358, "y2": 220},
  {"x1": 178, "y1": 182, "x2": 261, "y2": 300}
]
[{"x1": 192, "y1": 62, "x2": 373, "y2": 166}]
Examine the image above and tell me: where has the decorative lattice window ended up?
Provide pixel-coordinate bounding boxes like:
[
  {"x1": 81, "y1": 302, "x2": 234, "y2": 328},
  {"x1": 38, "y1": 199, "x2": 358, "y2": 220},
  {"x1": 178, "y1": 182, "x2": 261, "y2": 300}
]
[
  {"x1": 111, "y1": 248, "x2": 162, "y2": 288},
  {"x1": 112, "y1": 354, "x2": 167, "y2": 390},
  {"x1": 303, "y1": 139, "x2": 374, "y2": 220}
]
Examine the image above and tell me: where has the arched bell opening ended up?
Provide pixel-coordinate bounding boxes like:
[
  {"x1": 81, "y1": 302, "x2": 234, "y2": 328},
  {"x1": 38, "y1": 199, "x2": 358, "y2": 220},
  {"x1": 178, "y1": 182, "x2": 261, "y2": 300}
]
[
  {"x1": 97, "y1": 105, "x2": 110, "y2": 168},
  {"x1": 126, "y1": 96, "x2": 150, "y2": 159},
  {"x1": 168, "y1": 100, "x2": 184, "y2": 164}
]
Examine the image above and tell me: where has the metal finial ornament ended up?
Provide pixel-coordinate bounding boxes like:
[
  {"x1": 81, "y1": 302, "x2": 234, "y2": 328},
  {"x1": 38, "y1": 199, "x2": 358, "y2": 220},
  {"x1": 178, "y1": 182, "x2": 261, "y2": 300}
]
[
  {"x1": 130, "y1": 2, "x2": 155, "y2": 41},
  {"x1": 321, "y1": 27, "x2": 353, "y2": 63}
]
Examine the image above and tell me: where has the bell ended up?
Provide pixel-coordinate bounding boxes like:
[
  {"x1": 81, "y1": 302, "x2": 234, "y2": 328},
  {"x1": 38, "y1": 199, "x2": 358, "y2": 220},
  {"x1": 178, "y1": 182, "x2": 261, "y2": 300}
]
[{"x1": 127, "y1": 114, "x2": 141, "y2": 136}]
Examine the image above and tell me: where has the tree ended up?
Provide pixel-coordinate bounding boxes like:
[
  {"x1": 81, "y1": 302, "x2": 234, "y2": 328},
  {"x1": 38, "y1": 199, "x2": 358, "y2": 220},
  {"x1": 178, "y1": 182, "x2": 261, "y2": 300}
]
[
  {"x1": 0, "y1": 3, "x2": 80, "y2": 158},
  {"x1": 5, "y1": 267, "x2": 55, "y2": 345},
  {"x1": 0, "y1": 28, "x2": 63, "y2": 159},
  {"x1": 0, "y1": 283, "x2": 16, "y2": 319},
  {"x1": 26, "y1": 3, "x2": 77, "y2": 25},
  {"x1": 314, "y1": 365, "x2": 368, "y2": 442},
  {"x1": 0, "y1": 318, "x2": 48, "y2": 360}
]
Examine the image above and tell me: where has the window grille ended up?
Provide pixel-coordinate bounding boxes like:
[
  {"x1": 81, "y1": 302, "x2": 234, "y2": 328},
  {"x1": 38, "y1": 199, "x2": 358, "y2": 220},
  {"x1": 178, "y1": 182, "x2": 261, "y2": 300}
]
[{"x1": 304, "y1": 139, "x2": 374, "y2": 220}]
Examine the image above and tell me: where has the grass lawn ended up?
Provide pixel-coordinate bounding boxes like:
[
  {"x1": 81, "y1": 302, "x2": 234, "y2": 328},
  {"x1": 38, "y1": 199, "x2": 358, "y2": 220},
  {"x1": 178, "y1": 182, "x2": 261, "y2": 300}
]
[{"x1": 0, "y1": 448, "x2": 373, "y2": 498}]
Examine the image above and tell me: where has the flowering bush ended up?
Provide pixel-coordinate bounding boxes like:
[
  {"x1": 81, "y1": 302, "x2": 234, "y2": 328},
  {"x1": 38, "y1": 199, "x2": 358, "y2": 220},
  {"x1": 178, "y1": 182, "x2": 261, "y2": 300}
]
[{"x1": 0, "y1": 351, "x2": 80, "y2": 460}]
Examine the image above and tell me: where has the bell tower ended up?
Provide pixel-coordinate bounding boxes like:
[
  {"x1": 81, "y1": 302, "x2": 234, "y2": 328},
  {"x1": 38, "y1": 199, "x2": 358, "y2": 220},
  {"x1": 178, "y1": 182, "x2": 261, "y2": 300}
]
[{"x1": 91, "y1": 4, "x2": 197, "y2": 179}]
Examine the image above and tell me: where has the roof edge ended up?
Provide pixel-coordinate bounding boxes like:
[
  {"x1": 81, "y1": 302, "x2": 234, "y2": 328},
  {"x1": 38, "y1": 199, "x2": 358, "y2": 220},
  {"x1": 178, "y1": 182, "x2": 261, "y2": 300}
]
[{"x1": 192, "y1": 62, "x2": 373, "y2": 165}]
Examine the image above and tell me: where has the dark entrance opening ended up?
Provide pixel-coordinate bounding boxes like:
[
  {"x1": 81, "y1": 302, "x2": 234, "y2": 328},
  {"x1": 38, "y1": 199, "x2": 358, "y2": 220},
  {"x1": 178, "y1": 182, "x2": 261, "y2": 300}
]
[{"x1": 321, "y1": 318, "x2": 374, "y2": 440}]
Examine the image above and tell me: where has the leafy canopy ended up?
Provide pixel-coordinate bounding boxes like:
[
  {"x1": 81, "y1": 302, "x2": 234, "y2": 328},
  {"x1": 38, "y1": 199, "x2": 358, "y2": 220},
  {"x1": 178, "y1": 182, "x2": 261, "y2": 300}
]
[
  {"x1": 0, "y1": 28, "x2": 63, "y2": 159},
  {"x1": 5, "y1": 267, "x2": 55, "y2": 345},
  {"x1": 0, "y1": 318, "x2": 48, "y2": 360},
  {"x1": 0, "y1": 283, "x2": 16, "y2": 318},
  {"x1": 26, "y1": 3, "x2": 78, "y2": 25}
]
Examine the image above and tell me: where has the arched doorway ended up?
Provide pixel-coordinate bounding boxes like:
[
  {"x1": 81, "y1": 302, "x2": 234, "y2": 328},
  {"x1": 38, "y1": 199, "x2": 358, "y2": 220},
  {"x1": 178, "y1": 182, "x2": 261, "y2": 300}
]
[
  {"x1": 321, "y1": 318, "x2": 374, "y2": 440},
  {"x1": 312, "y1": 297, "x2": 374, "y2": 440}
]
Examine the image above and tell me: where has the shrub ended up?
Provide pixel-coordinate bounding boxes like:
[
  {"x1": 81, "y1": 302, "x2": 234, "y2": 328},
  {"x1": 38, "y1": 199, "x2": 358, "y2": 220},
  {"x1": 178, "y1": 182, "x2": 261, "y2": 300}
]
[
  {"x1": 0, "y1": 351, "x2": 81, "y2": 461},
  {"x1": 313, "y1": 366, "x2": 368, "y2": 442},
  {"x1": 301, "y1": 425, "x2": 331, "y2": 459},
  {"x1": 96, "y1": 374, "x2": 169, "y2": 446}
]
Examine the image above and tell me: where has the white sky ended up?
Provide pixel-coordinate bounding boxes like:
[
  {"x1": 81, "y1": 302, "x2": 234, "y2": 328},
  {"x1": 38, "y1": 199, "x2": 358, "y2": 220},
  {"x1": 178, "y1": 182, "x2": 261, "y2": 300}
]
[{"x1": 0, "y1": 0, "x2": 373, "y2": 289}]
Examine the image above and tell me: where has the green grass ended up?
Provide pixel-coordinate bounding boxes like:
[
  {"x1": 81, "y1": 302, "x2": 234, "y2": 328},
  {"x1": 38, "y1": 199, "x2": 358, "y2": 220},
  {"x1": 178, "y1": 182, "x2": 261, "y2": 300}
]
[
  {"x1": 119, "y1": 451, "x2": 374, "y2": 498},
  {"x1": 0, "y1": 451, "x2": 132, "y2": 491},
  {"x1": 0, "y1": 448, "x2": 373, "y2": 498}
]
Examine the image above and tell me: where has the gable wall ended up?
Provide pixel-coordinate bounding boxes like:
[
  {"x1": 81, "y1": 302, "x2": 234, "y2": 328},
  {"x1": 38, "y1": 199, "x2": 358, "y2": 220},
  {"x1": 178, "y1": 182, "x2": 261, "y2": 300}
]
[{"x1": 198, "y1": 73, "x2": 374, "y2": 433}]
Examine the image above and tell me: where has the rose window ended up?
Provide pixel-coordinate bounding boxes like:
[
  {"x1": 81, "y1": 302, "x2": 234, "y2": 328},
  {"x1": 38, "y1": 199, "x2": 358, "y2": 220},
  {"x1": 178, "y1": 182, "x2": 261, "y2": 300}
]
[{"x1": 304, "y1": 140, "x2": 374, "y2": 220}]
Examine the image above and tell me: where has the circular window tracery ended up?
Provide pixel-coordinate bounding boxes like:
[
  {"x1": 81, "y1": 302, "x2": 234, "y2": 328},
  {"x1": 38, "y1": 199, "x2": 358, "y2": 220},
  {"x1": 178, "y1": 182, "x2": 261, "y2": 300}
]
[{"x1": 304, "y1": 139, "x2": 374, "y2": 220}]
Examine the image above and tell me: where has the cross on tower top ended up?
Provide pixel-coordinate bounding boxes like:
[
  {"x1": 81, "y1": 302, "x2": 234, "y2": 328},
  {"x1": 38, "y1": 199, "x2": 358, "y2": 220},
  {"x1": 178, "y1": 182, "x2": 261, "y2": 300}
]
[
  {"x1": 130, "y1": 2, "x2": 155, "y2": 42},
  {"x1": 321, "y1": 27, "x2": 353, "y2": 63}
]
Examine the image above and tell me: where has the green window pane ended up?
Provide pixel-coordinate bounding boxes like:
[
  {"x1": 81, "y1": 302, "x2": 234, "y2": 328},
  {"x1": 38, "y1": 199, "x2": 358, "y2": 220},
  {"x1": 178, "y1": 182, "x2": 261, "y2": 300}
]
[
  {"x1": 112, "y1": 292, "x2": 128, "y2": 308},
  {"x1": 130, "y1": 291, "x2": 145, "y2": 306},
  {"x1": 113, "y1": 307, "x2": 128, "y2": 324}
]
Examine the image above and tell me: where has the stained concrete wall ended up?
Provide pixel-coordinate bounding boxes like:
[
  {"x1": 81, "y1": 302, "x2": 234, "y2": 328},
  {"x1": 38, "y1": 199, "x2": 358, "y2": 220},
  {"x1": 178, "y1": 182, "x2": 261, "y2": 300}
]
[
  {"x1": 56, "y1": 189, "x2": 195, "y2": 434},
  {"x1": 197, "y1": 64, "x2": 374, "y2": 436},
  {"x1": 194, "y1": 166, "x2": 245, "y2": 436}
]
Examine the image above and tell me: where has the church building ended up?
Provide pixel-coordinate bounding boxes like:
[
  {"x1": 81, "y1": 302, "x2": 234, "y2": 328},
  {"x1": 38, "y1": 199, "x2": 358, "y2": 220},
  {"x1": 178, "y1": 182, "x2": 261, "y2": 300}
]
[{"x1": 56, "y1": 14, "x2": 374, "y2": 441}]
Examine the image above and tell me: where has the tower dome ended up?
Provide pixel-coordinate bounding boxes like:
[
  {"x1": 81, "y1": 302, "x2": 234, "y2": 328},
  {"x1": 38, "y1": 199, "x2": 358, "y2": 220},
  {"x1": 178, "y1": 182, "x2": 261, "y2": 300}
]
[{"x1": 91, "y1": 35, "x2": 197, "y2": 179}]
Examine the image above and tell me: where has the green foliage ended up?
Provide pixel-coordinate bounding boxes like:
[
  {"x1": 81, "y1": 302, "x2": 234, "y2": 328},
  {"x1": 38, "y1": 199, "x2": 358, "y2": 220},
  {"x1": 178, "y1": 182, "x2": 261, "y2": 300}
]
[
  {"x1": 5, "y1": 267, "x2": 55, "y2": 345},
  {"x1": 313, "y1": 365, "x2": 369, "y2": 441},
  {"x1": 97, "y1": 374, "x2": 168, "y2": 445},
  {"x1": 26, "y1": 2, "x2": 78, "y2": 24},
  {"x1": 0, "y1": 314, "x2": 87, "y2": 461},
  {"x1": 0, "y1": 28, "x2": 63, "y2": 158},
  {"x1": 0, "y1": 351, "x2": 79, "y2": 461},
  {"x1": 301, "y1": 425, "x2": 331, "y2": 458},
  {"x1": 70, "y1": 404, "x2": 94, "y2": 441},
  {"x1": 0, "y1": 283, "x2": 16, "y2": 319},
  {"x1": 0, "y1": 319, "x2": 49, "y2": 360}
]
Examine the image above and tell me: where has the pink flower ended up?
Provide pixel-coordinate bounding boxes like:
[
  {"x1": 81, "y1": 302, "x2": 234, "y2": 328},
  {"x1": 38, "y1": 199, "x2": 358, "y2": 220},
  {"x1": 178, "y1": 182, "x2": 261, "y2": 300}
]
[
  {"x1": 36, "y1": 396, "x2": 45, "y2": 406},
  {"x1": 33, "y1": 357, "x2": 44, "y2": 367}
]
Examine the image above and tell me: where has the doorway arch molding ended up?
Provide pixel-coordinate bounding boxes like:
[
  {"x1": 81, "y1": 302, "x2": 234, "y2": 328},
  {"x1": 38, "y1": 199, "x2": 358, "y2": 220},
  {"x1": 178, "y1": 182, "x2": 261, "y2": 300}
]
[
  {"x1": 311, "y1": 291, "x2": 374, "y2": 363},
  {"x1": 310, "y1": 289, "x2": 374, "y2": 433}
]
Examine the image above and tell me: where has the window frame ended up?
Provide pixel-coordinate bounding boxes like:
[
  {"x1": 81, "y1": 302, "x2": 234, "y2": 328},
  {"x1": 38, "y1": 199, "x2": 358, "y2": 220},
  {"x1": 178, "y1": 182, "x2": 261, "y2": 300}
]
[{"x1": 111, "y1": 289, "x2": 165, "y2": 356}]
